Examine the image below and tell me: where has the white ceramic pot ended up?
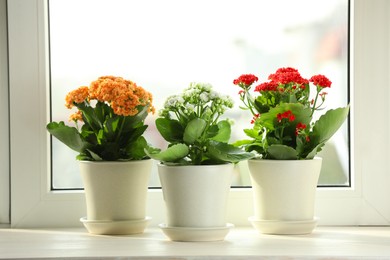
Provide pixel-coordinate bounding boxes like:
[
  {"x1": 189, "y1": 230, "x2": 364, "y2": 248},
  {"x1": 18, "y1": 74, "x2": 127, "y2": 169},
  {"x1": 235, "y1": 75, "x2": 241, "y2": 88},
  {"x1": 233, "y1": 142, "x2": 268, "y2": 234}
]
[
  {"x1": 157, "y1": 163, "x2": 234, "y2": 241},
  {"x1": 247, "y1": 157, "x2": 322, "y2": 234},
  {"x1": 79, "y1": 159, "x2": 152, "y2": 235}
]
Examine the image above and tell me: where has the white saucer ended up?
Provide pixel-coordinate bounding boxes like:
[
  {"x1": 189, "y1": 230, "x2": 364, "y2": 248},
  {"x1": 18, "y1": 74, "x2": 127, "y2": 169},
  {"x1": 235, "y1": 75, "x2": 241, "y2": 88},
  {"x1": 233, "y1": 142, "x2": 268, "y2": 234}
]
[
  {"x1": 248, "y1": 216, "x2": 318, "y2": 235},
  {"x1": 80, "y1": 216, "x2": 151, "y2": 235},
  {"x1": 159, "y1": 223, "x2": 234, "y2": 242}
]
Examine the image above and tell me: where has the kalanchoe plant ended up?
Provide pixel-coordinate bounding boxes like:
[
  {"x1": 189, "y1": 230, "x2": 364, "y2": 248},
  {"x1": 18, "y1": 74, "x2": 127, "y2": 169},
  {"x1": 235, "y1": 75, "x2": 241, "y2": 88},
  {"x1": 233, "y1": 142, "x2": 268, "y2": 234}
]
[
  {"x1": 145, "y1": 82, "x2": 254, "y2": 165},
  {"x1": 46, "y1": 76, "x2": 155, "y2": 161},
  {"x1": 233, "y1": 67, "x2": 349, "y2": 160}
]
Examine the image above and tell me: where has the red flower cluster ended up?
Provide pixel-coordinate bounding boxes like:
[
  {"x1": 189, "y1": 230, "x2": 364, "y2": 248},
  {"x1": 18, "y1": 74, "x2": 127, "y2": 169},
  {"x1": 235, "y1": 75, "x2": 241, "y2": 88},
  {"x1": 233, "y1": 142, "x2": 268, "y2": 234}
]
[
  {"x1": 295, "y1": 122, "x2": 310, "y2": 142},
  {"x1": 268, "y1": 67, "x2": 309, "y2": 86},
  {"x1": 295, "y1": 122, "x2": 307, "y2": 136},
  {"x1": 233, "y1": 74, "x2": 258, "y2": 88},
  {"x1": 277, "y1": 110, "x2": 295, "y2": 123},
  {"x1": 254, "y1": 82, "x2": 279, "y2": 92},
  {"x1": 309, "y1": 74, "x2": 332, "y2": 88}
]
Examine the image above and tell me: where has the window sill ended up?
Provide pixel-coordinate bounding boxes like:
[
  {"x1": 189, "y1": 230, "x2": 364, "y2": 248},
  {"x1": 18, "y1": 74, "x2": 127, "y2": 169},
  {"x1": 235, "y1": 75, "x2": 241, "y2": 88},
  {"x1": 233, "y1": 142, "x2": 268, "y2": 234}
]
[{"x1": 1, "y1": 226, "x2": 390, "y2": 259}]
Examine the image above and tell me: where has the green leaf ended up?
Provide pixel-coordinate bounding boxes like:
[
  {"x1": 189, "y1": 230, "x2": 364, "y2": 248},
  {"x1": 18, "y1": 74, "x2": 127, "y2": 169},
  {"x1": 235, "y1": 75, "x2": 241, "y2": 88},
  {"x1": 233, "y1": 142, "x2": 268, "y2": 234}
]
[
  {"x1": 95, "y1": 101, "x2": 110, "y2": 123},
  {"x1": 313, "y1": 105, "x2": 350, "y2": 144},
  {"x1": 122, "y1": 124, "x2": 148, "y2": 145},
  {"x1": 121, "y1": 105, "x2": 150, "y2": 132},
  {"x1": 127, "y1": 136, "x2": 147, "y2": 160},
  {"x1": 206, "y1": 125, "x2": 219, "y2": 139},
  {"x1": 155, "y1": 118, "x2": 184, "y2": 143},
  {"x1": 206, "y1": 141, "x2": 255, "y2": 163},
  {"x1": 183, "y1": 118, "x2": 207, "y2": 144},
  {"x1": 76, "y1": 153, "x2": 92, "y2": 161},
  {"x1": 77, "y1": 103, "x2": 102, "y2": 130},
  {"x1": 86, "y1": 149, "x2": 103, "y2": 161},
  {"x1": 97, "y1": 129, "x2": 104, "y2": 144},
  {"x1": 267, "y1": 144, "x2": 298, "y2": 160},
  {"x1": 145, "y1": 143, "x2": 189, "y2": 162},
  {"x1": 104, "y1": 116, "x2": 120, "y2": 137},
  {"x1": 244, "y1": 128, "x2": 260, "y2": 139},
  {"x1": 46, "y1": 122, "x2": 86, "y2": 152},
  {"x1": 210, "y1": 120, "x2": 231, "y2": 143},
  {"x1": 305, "y1": 143, "x2": 325, "y2": 159},
  {"x1": 233, "y1": 139, "x2": 254, "y2": 147}
]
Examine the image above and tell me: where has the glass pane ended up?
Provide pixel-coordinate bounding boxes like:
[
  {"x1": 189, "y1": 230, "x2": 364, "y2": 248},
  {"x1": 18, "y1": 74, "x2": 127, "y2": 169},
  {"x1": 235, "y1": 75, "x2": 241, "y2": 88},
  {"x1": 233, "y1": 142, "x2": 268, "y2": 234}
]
[{"x1": 49, "y1": 0, "x2": 349, "y2": 189}]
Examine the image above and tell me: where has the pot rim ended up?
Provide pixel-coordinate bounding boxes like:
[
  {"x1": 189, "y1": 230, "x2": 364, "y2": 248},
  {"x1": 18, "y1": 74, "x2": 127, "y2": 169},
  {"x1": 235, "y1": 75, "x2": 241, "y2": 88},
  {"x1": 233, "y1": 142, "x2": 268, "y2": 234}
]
[
  {"x1": 157, "y1": 162, "x2": 233, "y2": 169},
  {"x1": 248, "y1": 157, "x2": 322, "y2": 164},
  {"x1": 78, "y1": 158, "x2": 152, "y2": 165}
]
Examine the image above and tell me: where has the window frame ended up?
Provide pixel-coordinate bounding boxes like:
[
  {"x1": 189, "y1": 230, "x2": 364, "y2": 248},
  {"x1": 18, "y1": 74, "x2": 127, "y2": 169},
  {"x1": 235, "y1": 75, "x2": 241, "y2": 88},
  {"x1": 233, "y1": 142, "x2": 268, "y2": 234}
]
[
  {"x1": 8, "y1": 0, "x2": 390, "y2": 228},
  {"x1": 0, "y1": 0, "x2": 10, "y2": 225}
]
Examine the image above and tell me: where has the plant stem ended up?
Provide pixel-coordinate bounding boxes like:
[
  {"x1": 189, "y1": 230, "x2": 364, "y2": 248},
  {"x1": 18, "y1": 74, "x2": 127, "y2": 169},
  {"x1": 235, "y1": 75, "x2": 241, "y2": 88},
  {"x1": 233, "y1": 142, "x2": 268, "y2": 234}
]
[
  {"x1": 244, "y1": 90, "x2": 257, "y2": 116},
  {"x1": 310, "y1": 88, "x2": 321, "y2": 117}
]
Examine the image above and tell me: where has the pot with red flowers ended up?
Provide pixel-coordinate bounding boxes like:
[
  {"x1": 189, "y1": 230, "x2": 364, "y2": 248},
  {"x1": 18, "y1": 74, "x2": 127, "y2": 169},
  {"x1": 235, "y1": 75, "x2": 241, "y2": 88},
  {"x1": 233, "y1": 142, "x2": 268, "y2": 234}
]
[
  {"x1": 233, "y1": 68, "x2": 349, "y2": 235},
  {"x1": 46, "y1": 76, "x2": 155, "y2": 235}
]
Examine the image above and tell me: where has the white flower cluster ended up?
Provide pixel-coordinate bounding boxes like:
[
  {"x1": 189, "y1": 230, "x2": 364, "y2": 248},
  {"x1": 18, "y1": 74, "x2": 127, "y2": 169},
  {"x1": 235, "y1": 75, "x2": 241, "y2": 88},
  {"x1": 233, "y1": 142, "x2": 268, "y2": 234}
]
[{"x1": 160, "y1": 82, "x2": 233, "y2": 120}]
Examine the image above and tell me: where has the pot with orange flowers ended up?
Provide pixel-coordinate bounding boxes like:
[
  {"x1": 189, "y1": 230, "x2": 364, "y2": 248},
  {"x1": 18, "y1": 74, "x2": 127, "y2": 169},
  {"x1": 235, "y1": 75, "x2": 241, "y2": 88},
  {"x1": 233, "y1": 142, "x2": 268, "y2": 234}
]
[
  {"x1": 46, "y1": 76, "x2": 155, "y2": 235},
  {"x1": 233, "y1": 68, "x2": 349, "y2": 235}
]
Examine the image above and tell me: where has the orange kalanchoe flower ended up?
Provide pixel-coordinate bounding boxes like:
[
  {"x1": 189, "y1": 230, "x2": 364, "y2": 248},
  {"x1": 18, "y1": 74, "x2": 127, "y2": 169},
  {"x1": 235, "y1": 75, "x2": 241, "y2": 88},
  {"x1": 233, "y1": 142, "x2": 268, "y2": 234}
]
[
  {"x1": 68, "y1": 110, "x2": 83, "y2": 122},
  {"x1": 88, "y1": 76, "x2": 155, "y2": 116},
  {"x1": 65, "y1": 86, "x2": 89, "y2": 109}
]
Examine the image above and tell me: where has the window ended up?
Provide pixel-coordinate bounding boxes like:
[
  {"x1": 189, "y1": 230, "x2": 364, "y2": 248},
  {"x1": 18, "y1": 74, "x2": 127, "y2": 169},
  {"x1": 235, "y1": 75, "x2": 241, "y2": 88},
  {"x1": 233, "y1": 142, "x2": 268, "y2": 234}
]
[
  {"x1": 8, "y1": 0, "x2": 390, "y2": 228},
  {"x1": 49, "y1": 0, "x2": 349, "y2": 189}
]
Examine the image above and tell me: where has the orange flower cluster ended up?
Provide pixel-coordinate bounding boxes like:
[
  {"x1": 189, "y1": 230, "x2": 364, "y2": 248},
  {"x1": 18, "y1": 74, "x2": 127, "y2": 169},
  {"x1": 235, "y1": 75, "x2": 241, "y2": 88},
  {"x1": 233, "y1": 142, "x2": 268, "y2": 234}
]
[
  {"x1": 65, "y1": 76, "x2": 155, "y2": 120},
  {"x1": 68, "y1": 110, "x2": 83, "y2": 122},
  {"x1": 65, "y1": 86, "x2": 89, "y2": 109}
]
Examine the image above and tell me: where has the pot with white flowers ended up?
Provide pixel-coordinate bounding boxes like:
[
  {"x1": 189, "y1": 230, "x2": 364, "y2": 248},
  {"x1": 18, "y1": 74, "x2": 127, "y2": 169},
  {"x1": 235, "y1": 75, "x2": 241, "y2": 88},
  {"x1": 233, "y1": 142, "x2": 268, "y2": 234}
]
[
  {"x1": 146, "y1": 82, "x2": 254, "y2": 242},
  {"x1": 47, "y1": 76, "x2": 155, "y2": 235},
  {"x1": 233, "y1": 68, "x2": 349, "y2": 235}
]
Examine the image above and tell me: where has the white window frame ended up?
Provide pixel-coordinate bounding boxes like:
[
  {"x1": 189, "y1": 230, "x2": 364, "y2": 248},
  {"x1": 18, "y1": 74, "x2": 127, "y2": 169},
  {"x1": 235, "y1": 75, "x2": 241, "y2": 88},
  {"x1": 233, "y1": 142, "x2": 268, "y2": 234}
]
[
  {"x1": 8, "y1": 0, "x2": 390, "y2": 228},
  {"x1": 0, "y1": 0, "x2": 9, "y2": 225}
]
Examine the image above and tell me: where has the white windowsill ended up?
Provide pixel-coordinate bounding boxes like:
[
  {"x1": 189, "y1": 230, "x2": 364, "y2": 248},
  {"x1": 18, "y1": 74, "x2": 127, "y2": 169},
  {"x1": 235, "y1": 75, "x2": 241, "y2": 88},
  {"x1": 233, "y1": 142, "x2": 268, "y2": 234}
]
[{"x1": 1, "y1": 226, "x2": 390, "y2": 259}]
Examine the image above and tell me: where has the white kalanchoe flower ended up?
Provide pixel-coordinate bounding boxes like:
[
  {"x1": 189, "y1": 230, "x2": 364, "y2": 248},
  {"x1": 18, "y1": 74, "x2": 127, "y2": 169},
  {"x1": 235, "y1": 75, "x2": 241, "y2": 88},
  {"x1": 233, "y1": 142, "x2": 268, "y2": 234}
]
[
  {"x1": 200, "y1": 83, "x2": 212, "y2": 92},
  {"x1": 185, "y1": 103, "x2": 195, "y2": 112},
  {"x1": 164, "y1": 95, "x2": 177, "y2": 108},
  {"x1": 222, "y1": 95, "x2": 234, "y2": 108},
  {"x1": 165, "y1": 95, "x2": 185, "y2": 109},
  {"x1": 183, "y1": 88, "x2": 195, "y2": 99},
  {"x1": 177, "y1": 96, "x2": 185, "y2": 106},
  {"x1": 209, "y1": 90, "x2": 219, "y2": 100},
  {"x1": 200, "y1": 92, "x2": 209, "y2": 103}
]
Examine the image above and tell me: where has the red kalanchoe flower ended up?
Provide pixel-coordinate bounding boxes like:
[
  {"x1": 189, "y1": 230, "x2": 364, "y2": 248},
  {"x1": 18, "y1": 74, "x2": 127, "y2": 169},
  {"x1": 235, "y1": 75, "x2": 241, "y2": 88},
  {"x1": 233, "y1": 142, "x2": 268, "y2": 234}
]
[
  {"x1": 277, "y1": 110, "x2": 295, "y2": 123},
  {"x1": 233, "y1": 74, "x2": 258, "y2": 88},
  {"x1": 254, "y1": 81, "x2": 279, "y2": 92},
  {"x1": 250, "y1": 113, "x2": 260, "y2": 124},
  {"x1": 288, "y1": 112, "x2": 296, "y2": 122},
  {"x1": 268, "y1": 67, "x2": 309, "y2": 85},
  {"x1": 309, "y1": 74, "x2": 332, "y2": 88},
  {"x1": 275, "y1": 67, "x2": 299, "y2": 74},
  {"x1": 277, "y1": 113, "x2": 283, "y2": 122},
  {"x1": 295, "y1": 122, "x2": 307, "y2": 136}
]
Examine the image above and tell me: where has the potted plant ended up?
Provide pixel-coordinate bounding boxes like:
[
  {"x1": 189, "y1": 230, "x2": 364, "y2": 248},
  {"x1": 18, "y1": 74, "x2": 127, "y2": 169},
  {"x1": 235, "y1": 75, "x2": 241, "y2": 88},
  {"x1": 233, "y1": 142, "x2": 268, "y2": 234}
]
[
  {"x1": 46, "y1": 76, "x2": 155, "y2": 235},
  {"x1": 233, "y1": 67, "x2": 349, "y2": 234},
  {"x1": 146, "y1": 82, "x2": 254, "y2": 241}
]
